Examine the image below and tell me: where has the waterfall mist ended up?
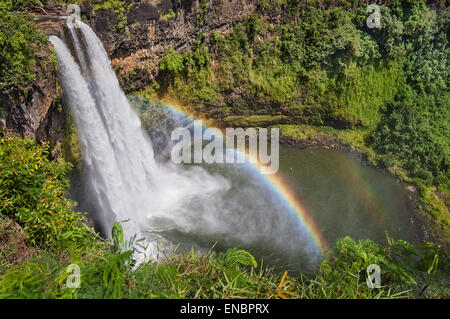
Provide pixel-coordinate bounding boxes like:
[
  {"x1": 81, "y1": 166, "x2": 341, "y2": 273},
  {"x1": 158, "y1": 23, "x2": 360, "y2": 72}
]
[{"x1": 50, "y1": 20, "x2": 322, "y2": 272}]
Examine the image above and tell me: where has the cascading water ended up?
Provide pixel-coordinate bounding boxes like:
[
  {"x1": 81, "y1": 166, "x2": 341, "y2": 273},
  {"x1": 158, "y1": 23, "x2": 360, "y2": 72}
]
[
  {"x1": 66, "y1": 19, "x2": 88, "y2": 76},
  {"x1": 50, "y1": 20, "x2": 322, "y2": 270}
]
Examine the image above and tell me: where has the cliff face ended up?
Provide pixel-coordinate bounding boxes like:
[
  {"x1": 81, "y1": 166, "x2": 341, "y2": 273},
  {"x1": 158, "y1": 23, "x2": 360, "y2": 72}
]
[
  {"x1": 1, "y1": 0, "x2": 445, "y2": 148},
  {"x1": 0, "y1": 4, "x2": 68, "y2": 157},
  {"x1": 0, "y1": 0, "x2": 257, "y2": 152},
  {"x1": 80, "y1": 0, "x2": 259, "y2": 92},
  {"x1": 79, "y1": 0, "x2": 280, "y2": 126},
  {"x1": 0, "y1": 43, "x2": 65, "y2": 157}
]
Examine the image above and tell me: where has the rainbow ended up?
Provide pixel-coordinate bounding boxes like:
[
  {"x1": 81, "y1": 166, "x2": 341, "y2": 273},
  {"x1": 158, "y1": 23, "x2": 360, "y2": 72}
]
[
  {"x1": 135, "y1": 96, "x2": 329, "y2": 255},
  {"x1": 337, "y1": 153, "x2": 388, "y2": 227}
]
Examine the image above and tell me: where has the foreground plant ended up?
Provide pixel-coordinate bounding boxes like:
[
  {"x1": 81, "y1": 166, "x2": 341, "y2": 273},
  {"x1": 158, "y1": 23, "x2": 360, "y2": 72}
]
[{"x1": 0, "y1": 220, "x2": 448, "y2": 298}]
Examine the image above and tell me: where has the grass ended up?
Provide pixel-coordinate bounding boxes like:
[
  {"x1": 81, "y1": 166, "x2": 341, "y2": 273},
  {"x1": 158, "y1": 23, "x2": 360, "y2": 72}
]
[
  {"x1": 0, "y1": 221, "x2": 448, "y2": 299},
  {"x1": 0, "y1": 135, "x2": 448, "y2": 299},
  {"x1": 0, "y1": 10, "x2": 47, "y2": 93},
  {"x1": 418, "y1": 186, "x2": 450, "y2": 245}
]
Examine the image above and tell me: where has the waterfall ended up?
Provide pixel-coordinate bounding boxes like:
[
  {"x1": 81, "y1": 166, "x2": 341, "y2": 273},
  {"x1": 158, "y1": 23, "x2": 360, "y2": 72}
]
[
  {"x1": 50, "y1": 20, "x2": 229, "y2": 260},
  {"x1": 50, "y1": 35, "x2": 145, "y2": 247},
  {"x1": 50, "y1": 20, "x2": 321, "y2": 270},
  {"x1": 66, "y1": 20, "x2": 88, "y2": 75}
]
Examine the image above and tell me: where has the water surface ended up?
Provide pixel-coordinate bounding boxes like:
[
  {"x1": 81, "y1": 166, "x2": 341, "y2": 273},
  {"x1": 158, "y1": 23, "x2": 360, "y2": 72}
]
[
  {"x1": 152, "y1": 146, "x2": 425, "y2": 274},
  {"x1": 278, "y1": 147, "x2": 424, "y2": 247}
]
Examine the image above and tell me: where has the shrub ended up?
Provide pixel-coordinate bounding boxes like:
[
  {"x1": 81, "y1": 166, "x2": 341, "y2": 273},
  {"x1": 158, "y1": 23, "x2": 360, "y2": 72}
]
[
  {"x1": 0, "y1": 233, "x2": 447, "y2": 298},
  {"x1": 0, "y1": 11, "x2": 46, "y2": 93},
  {"x1": 93, "y1": 0, "x2": 125, "y2": 13},
  {"x1": 0, "y1": 0, "x2": 40, "y2": 13},
  {"x1": 0, "y1": 135, "x2": 94, "y2": 250},
  {"x1": 312, "y1": 235, "x2": 449, "y2": 298},
  {"x1": 371, "y1": 86, "x2": 449, "y2": 184}
]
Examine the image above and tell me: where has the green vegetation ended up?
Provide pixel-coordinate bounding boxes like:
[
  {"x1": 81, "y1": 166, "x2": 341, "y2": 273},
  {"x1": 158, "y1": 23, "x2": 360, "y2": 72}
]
[
  {"x1": 158, "y1": 34, "x2": 219, "y2": 103},
  {"x1": 0, "y1": 134, "x2": 447, "y2": 299},
  {"x1": 152, "y1": 1, "x2": 448, "y2": 185},
  {"x1": 0, "y1": 0, "x2": 40, "y2": 13},
  {"x1": 417, "y1": 185, "x2": 450, "y2": 244},
  {"x1": 0, "y1": 0, "x2": 448, "y2": 300},
  {"x1": 61, "y1": 113, "x2": 83, "y2": 170},
  {"x1": 161, "y1": 9, "x2": 177, "y2": 21},
  {"x1": 0, "y1": 135, "x2": 94, "y2": 250},
  {"x1": 146, "y1": 0, "x2": 449, "y2": 241},
  {"x1": 93, "y1": 0, "x2": 125, "y2": 13},
  {"x1": 1, "y1": 219, "x2": 448, "y2": 298},
  {"x1": 197, "y1": 0, "x2": 208, "y2": 26},
  {"x1": 0, "y1": 106, "x2": 6, "y2": 118},
  {"x1": 115, "y1": 12, "x2": 127, "y2": 33},
  {"x1": 222, "y1": 114, "x2": 290, "y2": 127},
  {"x1": 0, "y1": 6, "x2": 47, "y2": 93},
  {"x1": 310, "y1": 235, "x2": 449, "y2": 298}
]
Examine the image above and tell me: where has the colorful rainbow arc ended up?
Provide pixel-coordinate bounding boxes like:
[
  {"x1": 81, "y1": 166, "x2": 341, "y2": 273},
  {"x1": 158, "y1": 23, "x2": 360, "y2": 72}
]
[{"x1": 137, "y1": 97, "x2": 329, "y2": 255}]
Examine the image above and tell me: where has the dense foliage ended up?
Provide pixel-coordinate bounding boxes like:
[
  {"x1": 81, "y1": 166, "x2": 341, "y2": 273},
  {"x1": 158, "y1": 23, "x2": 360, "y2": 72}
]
[
  {"x1": 0, "y1": 220, "x2": 448, "y2": 298},
  {"x1": 0, "y1": 135, "x2": 94, "y2": 250},
  {"x1": 0, "y1": 0, "x2": 40, "y2": 13},
  {"x1": 371, "y1": 86, "x2": 449, "y2": 185},
  {"x1": 159, "y1": 34, "x2": 218, "y2": 103},
  {"x1": 0, "y1": 3, "x2": 47, "y2": 93},
  {"x1": 315, "y1": 236, "x2": 449, "y2": 298},
  {"x1": 152, "y1": 0, "x2": 449, "y2": 188},
  {"x1": 369, "y1": 3, "x2": 449, "y2": 187}
]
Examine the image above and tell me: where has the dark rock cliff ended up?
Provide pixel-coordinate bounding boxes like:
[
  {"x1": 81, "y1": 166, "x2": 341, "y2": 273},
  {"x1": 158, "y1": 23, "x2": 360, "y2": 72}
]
[
  {"x1": 80, "y1": 0, "x2": 259, "y2": 92},
  {"x1": 0, "y1": 4, "x2": 68, "y2": 157},
  {"x1": 0, "y1": 0, "x2": 258, "y2": 153}
]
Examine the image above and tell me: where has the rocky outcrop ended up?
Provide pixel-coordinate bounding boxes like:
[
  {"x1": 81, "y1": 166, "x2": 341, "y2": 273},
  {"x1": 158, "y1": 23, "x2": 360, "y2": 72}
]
[
  {"x1": 80, "y1": 0, "x2": 259, "y2": 92},
  {"x1": 0, "y1": 4, "x2": 68, "y2": 157},
  {"x1": 0, "y1": 43, "x2": 65, "y2": 157},
  {"x1": 0, "y1": 0, "x2": 259, "y2": 152}
]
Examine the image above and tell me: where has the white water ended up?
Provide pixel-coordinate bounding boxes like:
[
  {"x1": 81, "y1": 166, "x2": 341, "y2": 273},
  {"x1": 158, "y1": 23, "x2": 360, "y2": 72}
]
[
  {"x1": 66, "y1": 20, "x2": 88, "y2": 76},
  {"x1": 50, "y1": 21, "x2": 231, "y2": 260},
  {"x1": 50, "y1": 21, "x2": 321, "y2": 269}
]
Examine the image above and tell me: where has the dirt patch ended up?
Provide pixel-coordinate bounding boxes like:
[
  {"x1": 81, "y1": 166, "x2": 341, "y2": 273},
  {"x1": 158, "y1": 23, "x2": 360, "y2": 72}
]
[
  {"x1": 279, "y1": 133, "x2": 349, "y2": 152},
  {"x1": 0, "y1": 219, "x2": 35, "y2": 266}
]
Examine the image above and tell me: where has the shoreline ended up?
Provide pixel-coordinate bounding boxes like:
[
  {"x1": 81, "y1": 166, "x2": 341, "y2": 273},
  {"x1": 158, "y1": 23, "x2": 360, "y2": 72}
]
[{"x1": 277, "y1": 126, "x2": 448, "y2": 249}]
